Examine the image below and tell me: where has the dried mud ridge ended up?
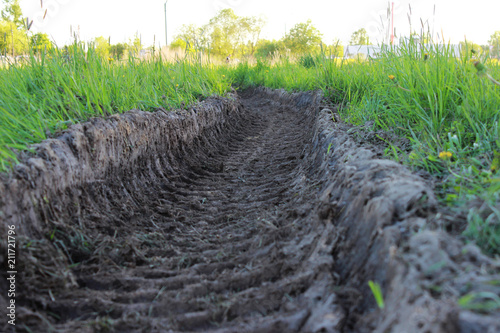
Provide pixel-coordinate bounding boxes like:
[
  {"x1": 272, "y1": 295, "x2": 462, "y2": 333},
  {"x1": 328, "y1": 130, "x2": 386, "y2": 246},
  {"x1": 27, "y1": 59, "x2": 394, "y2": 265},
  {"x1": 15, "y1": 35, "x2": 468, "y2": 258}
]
[{"x1": 1, "y1": 89, "x2": 500, "y2": 333}]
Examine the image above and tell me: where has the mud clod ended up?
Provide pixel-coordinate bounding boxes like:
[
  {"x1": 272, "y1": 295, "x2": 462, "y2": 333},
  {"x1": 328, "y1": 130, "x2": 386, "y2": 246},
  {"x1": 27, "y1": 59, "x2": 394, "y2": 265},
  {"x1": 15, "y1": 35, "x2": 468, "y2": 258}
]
[{"x1": 1, "y1": 88, "x2": 499, "y2": 332}]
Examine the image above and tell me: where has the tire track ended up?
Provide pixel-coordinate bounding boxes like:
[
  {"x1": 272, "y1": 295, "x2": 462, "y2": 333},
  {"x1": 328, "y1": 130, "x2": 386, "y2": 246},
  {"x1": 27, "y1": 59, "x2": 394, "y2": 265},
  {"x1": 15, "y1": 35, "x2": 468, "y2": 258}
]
[
  {"x1": 6, "y1": 89, "x2": 490, "y2": 333},
  {"x1": 35, "y1": 90, "x2": 339, "y2": 332}
]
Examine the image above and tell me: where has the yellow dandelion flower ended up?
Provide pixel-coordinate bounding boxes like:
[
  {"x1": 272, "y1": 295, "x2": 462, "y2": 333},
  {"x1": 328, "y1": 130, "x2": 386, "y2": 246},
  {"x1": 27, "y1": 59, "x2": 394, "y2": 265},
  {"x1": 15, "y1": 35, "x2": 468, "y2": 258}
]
[
  {"x1": 176, "y1": 84, "x2": 179, "y2": 87},
  {"x1": 439, "y1": 151, "x2": 453, "y2": 160},
  {"x1": 388, "y1": 75, "x2": 395, "y2": 80},
  {"x1": 108, "y1": 57, "x2": 114, "y2": 61}
]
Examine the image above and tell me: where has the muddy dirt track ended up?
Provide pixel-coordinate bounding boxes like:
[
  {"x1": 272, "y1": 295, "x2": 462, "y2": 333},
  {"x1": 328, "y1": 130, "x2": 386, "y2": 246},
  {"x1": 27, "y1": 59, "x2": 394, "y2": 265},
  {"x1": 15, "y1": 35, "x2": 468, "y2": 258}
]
[{"x1": 1, "y1": 89, "x2": 500, "y2": 332}]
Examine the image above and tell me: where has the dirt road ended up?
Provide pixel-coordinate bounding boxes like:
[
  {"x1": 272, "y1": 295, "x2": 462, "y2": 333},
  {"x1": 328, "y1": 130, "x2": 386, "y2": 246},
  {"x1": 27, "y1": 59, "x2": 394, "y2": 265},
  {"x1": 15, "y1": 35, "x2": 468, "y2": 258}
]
[{"x1": 1, "y1": 89, "x2": 499, "y2": 332}]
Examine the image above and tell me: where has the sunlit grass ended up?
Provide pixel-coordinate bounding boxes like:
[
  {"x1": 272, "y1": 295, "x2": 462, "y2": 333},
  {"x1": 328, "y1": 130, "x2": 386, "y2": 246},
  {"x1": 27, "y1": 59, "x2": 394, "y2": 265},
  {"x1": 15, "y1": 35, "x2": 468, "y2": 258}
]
[{"x1": 0, "y1": 43, "x2": 231, "y2": 171}]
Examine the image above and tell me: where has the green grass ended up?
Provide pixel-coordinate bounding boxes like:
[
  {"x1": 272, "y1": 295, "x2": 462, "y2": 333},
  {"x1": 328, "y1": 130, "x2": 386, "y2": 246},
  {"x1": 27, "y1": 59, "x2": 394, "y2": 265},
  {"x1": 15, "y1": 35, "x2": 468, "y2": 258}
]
[
  {"x1": 230, "y1": 43, "x2": 500, "y2": 256},
  {"x1": 368, "y1": 280, "x2": 385, "y2": 309},
  {"x1": 1, "y1": 39, "x2": 500, "y2": 255},
  {"x1": 459, "y1": 291, "x2": 500, "y2": 312},
  {"x1": 0, "y1": 43, "x2": 231, "y2": 171}
]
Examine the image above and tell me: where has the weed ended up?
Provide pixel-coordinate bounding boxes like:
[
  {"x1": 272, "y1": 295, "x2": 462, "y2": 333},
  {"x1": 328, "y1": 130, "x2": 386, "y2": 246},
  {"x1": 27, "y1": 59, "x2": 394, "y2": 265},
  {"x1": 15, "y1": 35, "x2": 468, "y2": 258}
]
[
  {"x1": 148, "y1": 286, "x2": 167, "y2": 317},
  {"x1": 458, "y1": 291, "x2": 500, "y2": 312},
  {"x1": 368, "y1": 280, "x2": 385, "y2": 309},
  {"x1": 89, "y1": 316, "x2": 115, "y2": 333}
]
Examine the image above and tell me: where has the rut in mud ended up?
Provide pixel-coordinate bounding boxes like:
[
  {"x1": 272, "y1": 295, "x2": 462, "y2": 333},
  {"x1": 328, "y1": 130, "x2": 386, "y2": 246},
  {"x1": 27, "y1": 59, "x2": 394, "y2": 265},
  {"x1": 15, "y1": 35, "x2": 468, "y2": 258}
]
[
  {"x1": 47, "y1": 90, "x2": 336, "y2": 332},
  {"x1": 1, "y1": 89, "x2": 500, "y2": 333}
]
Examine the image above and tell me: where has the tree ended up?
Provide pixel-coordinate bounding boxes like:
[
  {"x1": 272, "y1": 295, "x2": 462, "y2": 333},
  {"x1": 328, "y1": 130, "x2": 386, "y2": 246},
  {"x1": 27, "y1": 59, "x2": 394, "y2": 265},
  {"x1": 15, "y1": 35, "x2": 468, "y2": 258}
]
[
  {"x1": 128, "y1": 34, "x2": 142, "y2": 57},
  {"x1": 110, "y1": 43, "x2": 127, "y2": 60},
  {"x1": 206, "y1": 8, "x2": 240, "y2": 56},
  {"x1": 283, "y1": 19, "x2": 323, "y2": 54},
  {"x1": 205, "y1": 9, "x2": 265, "y2": 57},
  {"x1": 0, "y1": 0, "x2": 27, "y2": 55},
  {"x1": 459, "y1": 40, "x2": 482, "y2": 59},
  {"x1": 170, "y1": 37, "x2": 187, "y2": 50},
  {"x1": 176, "y1": 9, "x2": 265, "y2": 58},
  {"x1": 489, "y1": 31, "x2": 500, "y2": 59},
  {"x1": 325, "y1": 40, "x2": 343, "y2": 57},
  {"x1": 0, "y1": 20, "x2": 28, "y2": 55},
  {"x1": 172, "y1": 24, "x2": 207, "y2": 52},
  {"x1": 92, "y1": 36, "x2": 110, "y2": 58},
  {"x1": 255, "y1": 39, "x2": 285, "y2": 58},
  {"x1": 480, "y1": 44, "x2": 490, "y2": 55},
  {"x1": 349, "y1": 28, "x2": 371, "y2": 45},
  {"x1": 30, "y1": 33, "x2": 52, "y2": 54},
  {"x1": 1, "y1": 0, "x2": 23, "y2": 29},
  {"x1": 235, "y1": 15, "x2": 265, "y2": 56}
]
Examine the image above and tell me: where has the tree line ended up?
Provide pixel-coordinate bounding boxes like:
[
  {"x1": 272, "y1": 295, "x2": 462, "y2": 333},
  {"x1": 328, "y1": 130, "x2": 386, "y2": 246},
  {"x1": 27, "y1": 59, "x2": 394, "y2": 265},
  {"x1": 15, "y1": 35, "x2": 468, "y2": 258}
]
[
  {"x1": 171, "y1": 9, "x2": 343, "y2": 59},
  {"x1": 0, "y1": 0, "x2": 143, "y2": 59},
  {"x1": 1, "y1": 0, "x2": 52, "y2": 56},
  {"x1": 2, "y1": 0, "x2": 500, "y2": 60},
  {"x1": 171, "y1": 10, "x2": 500, "y2": 60}
]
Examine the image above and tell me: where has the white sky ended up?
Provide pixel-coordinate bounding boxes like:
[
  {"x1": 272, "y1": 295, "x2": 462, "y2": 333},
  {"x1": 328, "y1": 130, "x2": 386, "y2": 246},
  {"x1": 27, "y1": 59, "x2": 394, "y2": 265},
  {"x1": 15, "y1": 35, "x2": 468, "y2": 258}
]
[{"x1": 12, "y1": 0, "x2": 500, "y2": 47}]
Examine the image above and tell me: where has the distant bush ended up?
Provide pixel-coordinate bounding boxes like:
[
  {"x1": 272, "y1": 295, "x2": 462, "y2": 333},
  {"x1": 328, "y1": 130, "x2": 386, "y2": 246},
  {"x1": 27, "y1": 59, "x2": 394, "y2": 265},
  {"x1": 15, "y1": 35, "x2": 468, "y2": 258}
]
[{"x1": 299, "y1": 54, "x2": 316, "y2": 68}]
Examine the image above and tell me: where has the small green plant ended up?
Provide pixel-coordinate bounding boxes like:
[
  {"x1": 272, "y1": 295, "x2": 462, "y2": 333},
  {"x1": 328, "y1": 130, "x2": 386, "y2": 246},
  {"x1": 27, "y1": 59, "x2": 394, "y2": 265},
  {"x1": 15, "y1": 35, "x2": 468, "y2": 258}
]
[
  {"x1": 327, "y1": 143, "x2": 333, "y2": 155},
  {"x1": 368, "y1": 280, "x2": 385, "y2": 309},
  {"x1": 299, "y1": 54, "x2": 316, "y2": 68},
  {"x1": 458, "y1": 292, "x2": 500, "y2": 312},
  {"x1": 464, "y1": 207, "x2": 500, "y2": 256},
  {"x1": 90, "y1": 316, "x2": 115, "y2": 333}
]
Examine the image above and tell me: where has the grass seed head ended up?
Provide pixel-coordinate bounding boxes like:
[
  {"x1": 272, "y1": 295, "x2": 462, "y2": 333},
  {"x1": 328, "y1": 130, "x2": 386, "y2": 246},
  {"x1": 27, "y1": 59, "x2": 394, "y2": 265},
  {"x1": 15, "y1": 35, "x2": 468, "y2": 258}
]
[{"x1": 473, "y1": 61, "x2": 486, "y2": 73}]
